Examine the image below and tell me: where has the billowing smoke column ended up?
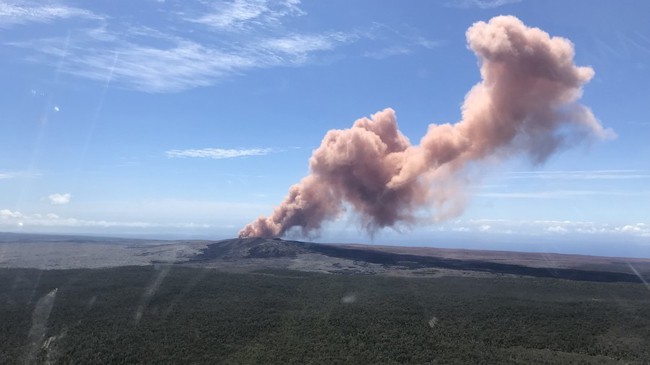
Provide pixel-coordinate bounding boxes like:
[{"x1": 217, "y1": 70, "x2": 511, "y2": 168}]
[{"x1": 239, "y1": 15, "x2": 614, "y2": 238}]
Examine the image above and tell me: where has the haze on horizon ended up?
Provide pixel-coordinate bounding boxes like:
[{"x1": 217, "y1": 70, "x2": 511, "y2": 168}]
[{"x1": 1, "y1": 0, "x2": 649, "y2": 257}]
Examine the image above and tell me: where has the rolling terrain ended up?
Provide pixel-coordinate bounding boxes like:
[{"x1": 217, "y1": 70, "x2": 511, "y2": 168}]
[
  {"x1": 2, "y1": 233, "x2": 649, "y2": 283},
  {"x1": 2, "y1": 233, "x2": 650, "y2": 363},
  {"x1": 2, "y1": 265, "x2": 650, "y2": 364}
]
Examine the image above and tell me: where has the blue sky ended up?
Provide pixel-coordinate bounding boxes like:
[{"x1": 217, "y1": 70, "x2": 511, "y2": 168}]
[{"x1": 1, "y1": 0, "x2": 649, "y2": 256}]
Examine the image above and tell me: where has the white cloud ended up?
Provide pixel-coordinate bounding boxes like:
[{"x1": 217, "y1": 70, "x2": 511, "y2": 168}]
[
  {"x1": 506, "y1": 170, "x2": 650, "y2": 180},
  {"x1": 478, "y1": 224, "x2": 491, "y2": 232},
  {"x1": 0, "y1": 1, "x2": 100, "y2": 26},
  {"x1": 360, "y1": 23, "x2": 445, "y2": 61},
  {"x1": 12, "y1": 38, "x2": 256, "y2": 93},
  {"x1": 189, "y1": 0, "x2": 304, "y2": 30},
  {"x1": 0, "y1": 209, "x2": 24, "y2": 219},
  {"x1": 48, "y1": 193, "x2": 71, "y2": 205},
  {"x1": 619, "y1": 223, "x2": 648, "y2": 234},
  {"x1": 465, "y1": 218, "x2": 650, "y2": 237},
  {"x1": 166, "y1": 147, "x2": 272, "y2": 159},
  {"x1": 415, "y1": 38, "x2": 445, "y2": 50},
  {"x1": 452, "y1": 226, "x2": 470, "y2": 232},
  {"x1": 3, "y1": 0, "x2": 374, "y2": 93},
  {"x1": 0, "y1": 208, "x2": 212, "y2": 229},
  {"x1": 476, "y1": 170, "x2": 650, "y2": 201},
  {"x1": 446, "y1": 0, "x2": 521, "y2": 9},
  {"x1": 0, "y1": 198, "x2": 270, "y2": 233},
  {"x1": 0, "y1": 170, "x2": 40, "y2": 179},
  {"x1": 627, "y1": 121, "x2": 650, "y2": 127},
  {"x1": 476, "y1": 190, "x2": 650, "y2": 199},
  {"x1": 87, "y1": 41, "x2": 254, "y2": 92},
  {"x1": 546, "y1": 225, "x2": 568, "y2": 233},
  {"x1": 262, "y1": 32, "x2": 347, "y2": 59},
  {"x1": 3, "y1": 2, "x2": 442, "y2": 93},
  {"x1": 196, "y1": 0, "x2": 268, "y2": 29},
  {"x1": 11, "y1": 27, "x2": 353, "y2": 92},
  {"x1": 364, "y1": 46, "x2": 411, "y2": 60}
]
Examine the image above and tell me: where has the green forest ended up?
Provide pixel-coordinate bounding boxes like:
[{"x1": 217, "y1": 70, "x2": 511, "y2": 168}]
[{"x1": 1, "y1": 265, "x2": 649, "y2": 364}]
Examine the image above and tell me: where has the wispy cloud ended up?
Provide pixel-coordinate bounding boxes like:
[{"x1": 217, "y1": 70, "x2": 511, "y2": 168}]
[
  {"x1": 415, "y1": 38, "x2": 445, "y2": 50},
  {"x1": 0, "y1": 209, "x2": 23, "y2": 219},
  {"x1": 476, "y1": 190, "x2": 650, "y2": 199},
  {"x1": 7, "y1": 2, "x2": 353, "y2": 93},
  {"x1": 459, "y1": 219, "x2": 650, "y2": 237},
  {"x1": 0, "y1": 1, "x2": 100, "y2": 26},
  {"x1": 72, "y1": 41, "x2": 254, "y2": 92},
  {"x1": 0, "y1": 170, "x2": 40, "y2": 179},
  {"x1": 188, "y1": 0, "x2": 304, "y2": 31},
  {"x1": 506, "y1": 170, "x2": 650, "y2": 180},
  {"x1": 0, "y1": 171, "x2": 18, "y2": 179},
  {"x1": 261, "y1": 32, "x2": 351, "y2": 62},
  {"x1": 4, "y1": 1, "x2": 443, "y2": 92},
  {"x1": 627, "y1": 121, "x2": 650, "y2": 127},
  {"x1": 620, "y1": 223, "x2": 649, "y2": 234},
  {"x1": 360, "y1": 23, "x2": 445, "y2": 61},
  {"x1": 48, "y1": 193, "x2": 71, "y2": 205},
  {"x1": 0, "y1": 199, "x2": 272, "y2": 229},
  {"x1": 0, "y1": 209, "x2": 210, "y2": 229},
  {"x1": 165, "y1": 147, "x2": 272, "y2": 159},
  {"x1": 446, "y1": 0, "x2": 522, "y2": 9},
  {"x1": 364, "y1": 46, "x2": 411, "y2": 60}
]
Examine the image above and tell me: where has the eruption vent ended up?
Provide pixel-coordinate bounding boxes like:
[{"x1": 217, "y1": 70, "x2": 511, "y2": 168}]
[{"x1": 239, "y1": 15, "x2": 614, "y2": 238}]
